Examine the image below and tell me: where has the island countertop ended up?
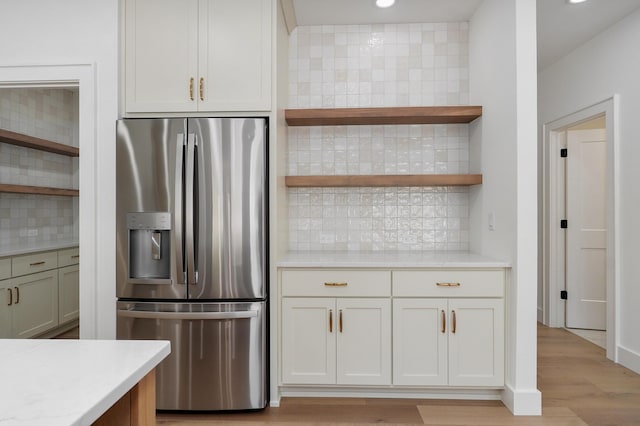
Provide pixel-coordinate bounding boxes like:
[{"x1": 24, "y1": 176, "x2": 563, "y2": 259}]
[
  {"x1": 0, "y1": 339, "x2": 170, "y2": 426},
  {"x1": 277, "y1": 250, "x2": 510, "y2": 268}
]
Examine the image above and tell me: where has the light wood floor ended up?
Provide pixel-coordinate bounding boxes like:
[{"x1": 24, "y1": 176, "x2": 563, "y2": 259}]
[{"x1": 157, "y1": 324, "x2": 640, "y2": 425}]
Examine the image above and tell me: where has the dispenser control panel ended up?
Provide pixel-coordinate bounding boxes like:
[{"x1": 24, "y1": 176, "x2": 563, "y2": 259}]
[{"x1": 127, "y1": 212, "x2": 171, "y2": 230}]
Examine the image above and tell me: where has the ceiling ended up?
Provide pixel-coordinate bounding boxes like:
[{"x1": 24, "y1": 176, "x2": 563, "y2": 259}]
[{"x1": 291, "y1": 0, "x2": 640, "y2": 71}]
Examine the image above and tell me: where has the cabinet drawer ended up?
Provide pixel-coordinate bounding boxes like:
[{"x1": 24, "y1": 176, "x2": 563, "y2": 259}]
[
  {"x1": 58, "y1": 247, "x2": 80, "y2": 267},
  {"x1": 0, "y1": 257, "x2": 10, "y2": 280},
  {"x1": 393, "y1": 270, "x2": 504, "y2": 298},
  {"x1": 11, "y1": 251, "x2": 58, "y2": 277},
  {"x1": 282, "y1": 270, "x2": 391, "y2": 297}
]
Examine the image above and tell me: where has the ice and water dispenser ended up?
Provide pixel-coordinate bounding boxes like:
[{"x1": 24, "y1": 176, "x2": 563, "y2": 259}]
[{"x1": 127, "y1": 212, "x2": 171, "y2": 282}]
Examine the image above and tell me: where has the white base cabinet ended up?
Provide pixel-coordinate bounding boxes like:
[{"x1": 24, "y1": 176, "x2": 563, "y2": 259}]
[
  {"x1": 58, "y1": 264, "x2": 80, "y2": 324},
  {"x1": 279, "y1": 267, "x2": 506, "y2": 395},
  {"x1": 0, "y1": 247, "x2": 79, "y2": 338},
  {"x1": 282, "y1": 297, "x2": 391, "y2": 386},
  {"x1": 11, "y1": 270, "x2": 59, "y2": 339},
  {"x1": 393, "y1": 298, "x2": 504, "y2": 387},
  {"x1": 281, "y1": 270, "x2": 392, "y2": 386}
]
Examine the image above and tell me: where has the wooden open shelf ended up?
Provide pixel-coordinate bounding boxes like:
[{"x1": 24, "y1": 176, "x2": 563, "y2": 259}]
[
  {"x1": 0, "y1": 184, "x2": 79, "y2": 197},
  {"x1": 285, "y1": 174, "x2": 483, "y2": 188},
  {"x1": 0, "y1": 128, "x2": 79, "y2": 157},
  {"x1": 284, "y1": 106, "x2": 482, "y2": 126}
]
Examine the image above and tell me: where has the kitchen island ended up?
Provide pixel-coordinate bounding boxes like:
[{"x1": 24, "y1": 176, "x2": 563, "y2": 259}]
[{"x1": 0, "y1": 339, "x2": 170, "y2": 425}]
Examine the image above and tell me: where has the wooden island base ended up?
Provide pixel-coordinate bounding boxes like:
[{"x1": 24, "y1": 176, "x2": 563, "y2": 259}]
[{"x1": 94, "y1": 369, "x2": 156, "y2": 426}]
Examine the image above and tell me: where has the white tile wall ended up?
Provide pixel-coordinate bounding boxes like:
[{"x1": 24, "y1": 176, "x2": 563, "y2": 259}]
[
  {"x1": 288, "y1": 23, "x2": 471, "y2": 251},
  {"x1": 0, "y1": 88, "x2": 78, "y2": 247}
]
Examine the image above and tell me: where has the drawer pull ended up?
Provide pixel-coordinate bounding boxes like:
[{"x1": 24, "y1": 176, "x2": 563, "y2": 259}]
[
  {"x1": 29, "y1": 261, "x2": 46, "y2": 266},
  {"x1": 329, "y1": 309, "x2": 333, "y2": 333},
  {"x1": 324, "y1": 282, "x2": 348, "y2": 287},
  {"x1": 436, "y1": 282, "x2": 461, "y2": 287},
  {"x1": 14, "y1": 287, "x2": 19, "y2": 304},
  {"x1": 452, "y1": 310, "x2": 457, "y2": 334},
  {"x1": 71, "y1": 255, "x2": 80, "y2": 259},
  {"x1": 441, "y1": 309, "x2": 446, "y2": 333},
  {"x1": 7, "y1": 288, "x2": 12, "y2": 306}
]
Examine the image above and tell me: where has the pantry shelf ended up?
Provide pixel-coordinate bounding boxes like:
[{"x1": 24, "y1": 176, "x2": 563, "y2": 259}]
[
  {"x1": 284, "y1": 106, "x2": 482, "y2": 126},
  {"x1": 0, "y1": 184, "x2": 79, "y2": 197},
  {"x1": 284, "y1": 174, "x2": 483, "y2": 188},
  {"x1": 0, "y1": 128, "x2": 79, "y2": 157}
]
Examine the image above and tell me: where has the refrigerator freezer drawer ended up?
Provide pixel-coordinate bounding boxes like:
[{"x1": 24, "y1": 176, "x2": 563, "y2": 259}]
[{"x1": 117, "y1": 301, "x2": 266, "y2": 411}]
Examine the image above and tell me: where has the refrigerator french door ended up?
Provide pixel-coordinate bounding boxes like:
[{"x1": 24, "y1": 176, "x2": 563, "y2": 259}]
[{"x1": 115, "y1": 117, "x2": 267, "y2": 411}]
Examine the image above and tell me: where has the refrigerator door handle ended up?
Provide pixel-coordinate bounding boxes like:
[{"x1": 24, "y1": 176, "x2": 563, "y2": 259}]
[
  {"x1": 117, "y1": 309, "x2": 258, "y2": 320},
  {"x1": 185, "y1": 133, "x2": 197, "y2": 285},
  {"x1": 174, "y1": 133, "x2": 186, "y2": 285}
]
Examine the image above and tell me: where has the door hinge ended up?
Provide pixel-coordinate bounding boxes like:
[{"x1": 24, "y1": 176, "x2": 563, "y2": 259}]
[
  {"x1": 560, "y1": 219, "x2": 568, "y2": 229},
  {"x1": 561, "y1": 148, "x2": 568, "y2": 157},
  {"x1": 560, "y1": 290, "x2": 568, "y2": 300}
]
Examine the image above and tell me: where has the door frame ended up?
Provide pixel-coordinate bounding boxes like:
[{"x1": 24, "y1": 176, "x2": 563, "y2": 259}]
[
  {"x1": 0, "y1": 63, "x2": 98, "y2": 338},
  {"x1": 541, "y1": 96, "x2": 619, "y2": 361}
]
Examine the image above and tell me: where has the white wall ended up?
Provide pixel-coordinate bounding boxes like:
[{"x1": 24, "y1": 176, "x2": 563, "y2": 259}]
[
  {"x1": 539, "y1": 8, "x2": 640, "y2": 374},
  {"x1": 469, "y1": 0, "x2": 540, "y2": 415},
  {"x1": 0, "y1": 1, "x2": 119, "y2": 338}
]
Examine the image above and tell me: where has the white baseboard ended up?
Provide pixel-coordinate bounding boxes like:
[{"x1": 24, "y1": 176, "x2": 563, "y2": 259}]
[
  {"x1": 269, "y1": 399, "x2": 281, "y2": 407},
  {"x1": 618, "y1": 345, "x2": 640, "y2": 375},
  {"x1": 280, "y1": 386, "x2": 502, "y2": 400},
  {"x1": 501, "y1": 384, "x2": 542, "y2": 415},
  {"x1": 537, "y1": 306, "x2": 543, "y2": 323}
]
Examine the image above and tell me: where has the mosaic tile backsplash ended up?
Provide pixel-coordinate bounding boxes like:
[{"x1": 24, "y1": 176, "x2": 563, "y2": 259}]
[
  {"x1": 0, "y1": 88, "x2": 78, "y2": 247},
  {"x1": 288, "y1": 23, "x2": 471, "y2": 251}
]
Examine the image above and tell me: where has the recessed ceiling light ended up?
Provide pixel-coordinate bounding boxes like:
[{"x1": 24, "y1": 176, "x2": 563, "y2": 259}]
[
  {"x1": 376, "y1": 0, "x2": 395, "y2": 8},
  {"x1": 567, "y1": 0, "x2": 588, "y2": 4}
]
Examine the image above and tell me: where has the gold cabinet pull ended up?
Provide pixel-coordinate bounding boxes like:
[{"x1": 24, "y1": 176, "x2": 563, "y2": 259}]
[
  {"x1": 329, "y1": 309, "x2": 333, "y2": 333},
  {"x1": 7, "y1": 288, "x2": 12, "y2": 306},
  {"x1": 436, "y1": 282, "x2": 461, "y2": 287},
  {"x1": 29, "y1": 261, "x2": 45, "y2": 266},
  {"x1": 189, "y1": 77, "x2": 195, "y2": 101},
  {"x1": 324, "y1": 282, "x2": 348, "y2": 287},
  {"x1": 452, "y1": 310, "x2": 457, "y2": 334},
  {"x1": 441, "y1": 309, "x2": 446, "y2": 333},
  {"x1": 339, "y1": 309, "x2": 343, "y2": 333},
  {"x1": 199, "y1": 77, "x2": 204, "y2": 101},
  {"x1": 14, "y1": 287, "x2": 19, "y2": 304},
  {"x1": 71, "y1": 255, "x2": 80, "y2": 259}
]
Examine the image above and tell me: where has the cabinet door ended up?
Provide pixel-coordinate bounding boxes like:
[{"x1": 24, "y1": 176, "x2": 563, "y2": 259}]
[
  {"x1": 448, "y1": 298, "x2": 504, "y2": 386},
  {"x1": 336, "y1": 298, "x2": 391, "y2": 385},
  {"x1": 198, "y1": 0, "x2": 271, "y2": 111},
  {"x1": 393, "y1": 299, "x2": 448, "y2": 386},
  {"x1": 281, "y1": 298, "x2": 336, "y2": 384},
  {"x1": 0, "y1": 280, "x2": 12, "y2": 338},
  {"x1": 58, "y1": 265, "x2": 79, "y2": 324},
  {"x1": 125, "y1": 0, "x2": 199, "y2": 112},
  {"x1": 12, "y1": 271, "x2": 59, "y2": 338}
]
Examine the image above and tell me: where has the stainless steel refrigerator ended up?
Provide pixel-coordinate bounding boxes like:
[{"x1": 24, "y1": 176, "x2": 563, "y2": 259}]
[{"x1": 115, "y1": 117, "x2": 267, "y2": 411}]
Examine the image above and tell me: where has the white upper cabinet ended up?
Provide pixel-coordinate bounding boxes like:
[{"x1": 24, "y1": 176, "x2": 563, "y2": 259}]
[{"x1": 125, "y1": 0, "x2": 271, "y2": 113}]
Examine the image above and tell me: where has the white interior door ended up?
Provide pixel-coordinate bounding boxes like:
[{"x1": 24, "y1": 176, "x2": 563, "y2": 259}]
[{"x1": 566, "y1": 128, "x2": 606, "y2": 330}]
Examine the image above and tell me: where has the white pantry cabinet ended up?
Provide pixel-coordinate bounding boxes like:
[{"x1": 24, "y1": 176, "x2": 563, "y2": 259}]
[
  {"x1": 393, "y1": 270, "x2": 505, "y2": 387},
  {"x1": 125, "y1": 0, "x2": 272, "y2": 113},
  {"x1": 10, "y1": 270, "x2": 59, "y2": 339},
  {"x1": 0, "y1": 246, "x2": 79, "y2": 338},
  {"x1": 281, "y1": 270, "x2": 392, "y2": 386},
  {"x1": 58, "y1": 264, "x2": 80, "y2": 324}
]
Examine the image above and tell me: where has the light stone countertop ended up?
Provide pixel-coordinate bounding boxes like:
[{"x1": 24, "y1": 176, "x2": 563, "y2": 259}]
[
  {"x1": 0, "y1": 339, "x2": 170, "y2": 426},
  {"x1": 277, "y1": 251, "x2": 510, "y2": 268},
  {"x1": 0, "y1": 240, "x2": 79, "y2": 258}
]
